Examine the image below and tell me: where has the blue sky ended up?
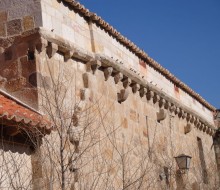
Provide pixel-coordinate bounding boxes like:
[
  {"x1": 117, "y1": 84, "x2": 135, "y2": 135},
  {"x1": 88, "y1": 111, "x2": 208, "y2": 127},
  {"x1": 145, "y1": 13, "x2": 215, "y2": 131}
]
[{"x1": 79, "y1": 0, "x2": 220, "y2": 108}]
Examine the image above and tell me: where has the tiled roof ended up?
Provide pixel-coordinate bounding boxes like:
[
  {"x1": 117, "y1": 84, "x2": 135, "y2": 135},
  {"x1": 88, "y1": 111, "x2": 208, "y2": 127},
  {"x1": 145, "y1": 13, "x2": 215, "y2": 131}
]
[
  {"x1": 61, "y1": 0, "x2": 215, "y2": 111},
  {"x1": 0, "y1": 92, "x2": 51, "y2": 134}
]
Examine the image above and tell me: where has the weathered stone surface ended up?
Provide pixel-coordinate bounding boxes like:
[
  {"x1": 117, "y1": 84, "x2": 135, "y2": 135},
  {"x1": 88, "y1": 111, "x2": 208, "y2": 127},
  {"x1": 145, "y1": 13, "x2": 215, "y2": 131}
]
[
  {"x1": 5, "y1": 77, "x2": 26, "y2": 92},
  {"x1": 23, "y1": 16, "x2": 35, "y2": 31},
  {"x1": 0, "y1": 11, "x2": 7, "y2": 22},
  {"x1": 7, "y1": 19, "x2": 22, "y2": 36},
  {"x1": 0, "y1": 22, "x2": 6, "y2": 37}
]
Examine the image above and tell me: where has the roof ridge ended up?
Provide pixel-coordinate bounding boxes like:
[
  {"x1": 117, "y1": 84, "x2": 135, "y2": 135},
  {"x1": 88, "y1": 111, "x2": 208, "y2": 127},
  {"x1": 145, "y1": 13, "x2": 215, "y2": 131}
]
[{"x1": 61, "y1": 0, "x2": 215, "y2": 111}]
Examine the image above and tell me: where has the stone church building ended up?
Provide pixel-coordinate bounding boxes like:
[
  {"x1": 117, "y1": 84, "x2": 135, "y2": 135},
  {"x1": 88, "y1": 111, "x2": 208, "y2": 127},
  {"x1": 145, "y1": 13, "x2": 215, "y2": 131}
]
[{"x1": 0, "y1": 0, "x2": 220, "y2": 189}]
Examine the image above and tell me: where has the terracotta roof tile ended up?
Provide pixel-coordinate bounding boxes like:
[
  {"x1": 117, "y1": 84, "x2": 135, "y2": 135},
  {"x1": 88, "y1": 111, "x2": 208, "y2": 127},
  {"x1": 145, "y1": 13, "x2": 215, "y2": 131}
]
[
  {"x1": 61, "y1": 0, "x2": 215, "y2": 111},
  {"x1": 0, "y1": 93, "x2": 51, "y2": 134}
]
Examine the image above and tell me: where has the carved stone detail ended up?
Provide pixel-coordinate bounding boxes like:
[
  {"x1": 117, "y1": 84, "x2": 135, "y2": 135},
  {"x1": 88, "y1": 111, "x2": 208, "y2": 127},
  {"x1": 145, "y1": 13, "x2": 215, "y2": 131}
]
[
  {"x1": 159, "y1": 98, "x2": 166, "y2": 108},
  {"x1": 122, "y1": 77, "x2": 131, "y2": 89},
  {"x1": 131, "y1": 83, "x2": 140, "y2": 93},
  {"x1": 169, "y1": 104, "x2": 176, "y2": 113},
  {"x1": 139, "y1": 87, "x2": 147, "y2": 98},
  {"x1": 184, "y1": 123, "x2": 192, "y2": 134},
  {"x1": 114, "y1": 72, "x2": 123, "y2": 84},
  {"x1": 153, "y1": 93, "x2": 160, "y2": 104},
  {"x1": 46, "y1": 42, "x2": 58, "y2": 58},
  {"x1": 64, "y1": 50, "x2": 74, "y2": 62},
  {"x1": 175, "y1": 107, "x2": 180, "y2": 115},
  {"x1": 157, "y1": 109, "x2": 167, "y2": 122},
  {"x1": 118, "y1": 89, "x2": 129, "y2": 103},
  {"x1": 86, "y1": 59, "x2": 101, "y2": 74},
  {"x1": 104, "y1": 67, "x2": 113, "y2": 81},
  {"x1": 178, "y1": 108, "x2": 183, "y2": 118},
  {"x1": 146, "y1": 90, "x2": 154, "y2": 100},
  {"x1": 190, "y1": 116, "x2": 195, "y2": 124}
]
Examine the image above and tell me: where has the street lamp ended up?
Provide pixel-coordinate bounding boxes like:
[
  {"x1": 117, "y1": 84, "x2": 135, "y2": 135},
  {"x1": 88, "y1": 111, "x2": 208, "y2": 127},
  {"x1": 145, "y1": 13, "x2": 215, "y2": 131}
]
[{"x1": 175, "y1": 154, "x2": 192, "y2": 173}]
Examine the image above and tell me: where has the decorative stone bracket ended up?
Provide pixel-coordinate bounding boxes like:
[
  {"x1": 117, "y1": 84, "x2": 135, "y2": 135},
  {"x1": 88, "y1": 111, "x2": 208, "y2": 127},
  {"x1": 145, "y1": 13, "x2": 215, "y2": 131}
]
[
  {"x1": 118, "y1": 89, "x2": 129, "y2": 103},
  {"x1": 184, "y1": 123, "x2": 192, "y2": 134},
  {"x1": 157, "y1": 109, "x2": 167, "y2": 122}
]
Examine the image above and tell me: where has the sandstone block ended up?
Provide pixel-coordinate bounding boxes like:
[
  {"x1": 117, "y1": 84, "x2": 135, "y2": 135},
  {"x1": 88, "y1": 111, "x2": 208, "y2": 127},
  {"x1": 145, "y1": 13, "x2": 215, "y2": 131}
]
[
  {"x1": 7, "y1": 19, "x2": 22, "y2": 36},
  {"x1": 0, "y1": 11, "x2": 7, "y2": 22},
  {"x1": 23, "y1": 16, "x2": 35, "y2": 31}
]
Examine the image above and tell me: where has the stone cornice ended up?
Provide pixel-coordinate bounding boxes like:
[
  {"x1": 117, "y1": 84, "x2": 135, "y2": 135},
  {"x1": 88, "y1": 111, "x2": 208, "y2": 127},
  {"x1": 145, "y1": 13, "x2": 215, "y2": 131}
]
[
  {"x1": 28, "y1": 28, "x2": 216, "y2": 136},
  {"x1": 59, "y1": 0, "x2": 215, "y2": 112}
]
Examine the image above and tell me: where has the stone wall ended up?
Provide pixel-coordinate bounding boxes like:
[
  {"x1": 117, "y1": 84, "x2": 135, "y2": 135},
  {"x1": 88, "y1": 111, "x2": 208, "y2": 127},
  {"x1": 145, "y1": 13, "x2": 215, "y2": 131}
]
[
  {"x1": 0, "y1": 0, "x2": 42, "y2": 37},
  {"x1": 39, "y1": 0, "x2": 214, "y2": 125},
  {"x1": 0, "y1": 0, "x2": 219, "y2": 189},
  {"x1": 33, "y1": 31, "x2": 218, "y2": 189}
]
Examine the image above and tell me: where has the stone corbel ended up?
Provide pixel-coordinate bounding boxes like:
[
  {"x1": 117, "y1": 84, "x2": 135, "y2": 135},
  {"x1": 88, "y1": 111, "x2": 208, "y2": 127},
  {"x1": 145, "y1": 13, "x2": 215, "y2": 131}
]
[
  {"x1": 86, "y1": 59, "x2": 101, "y2": 74},
  {"x1": 36, "y1": 37, "x2": 48, "y2": 53},
  {"x1": 191, "y1": 116, "x2": 196, "y2": 124},
  {"x1": 122, "y1": 77, "x2": 131, "y2": 89},
  {"x1": 184, "y1": 123, "x2": 192, "y2": 134},
  {"x1": 139, "y1": 87, "x2": 147, "y2": 98},
  {"x1": 194, "y1": 118, "x2": 199, "y2": 126},
  {"x1": 199, "y1": 124, "x2": 205, "y2": 131},
  {"x1": 104, "y1": 67, "x2": 113, "y2": 81},
  {"x1": 175, "y1": 107, "x2": 180, "y2": 115},
  {"x1": 157, "y1": 109, "x2": 167, "y2": 122},
  {"x1": 146, "y1": 90, "x2": 154, "y2": 100},
  {"x1": 114, "y1": 72, "x2": 123, "y2": 84},
  {"x1": 46, "y1": 42, "x2": 58, "y2": 58},
  {"x1": 169, "y1": 103, "x2": 176, "y2": 113},
  {"x1": 182, "y1": 111, "x2": 187, "y2": 119},
  {"x1": 64, "y1": 50, "x2": 74, "y2": 62},
  {"x1": 203, "y1": 125, "x2": 208, "y2": 132},
  {"x1": 186, "y1": 113, "x2": 192, "y2": 122},
  {"x1": 131, "y1": 82, "x2": 140, "y2": 93},
  {"x1": 196, "y1": 122, "x2": 201, "y2": 129},
  {"x1": 210, "y1": 129, "x2": 215, "y2": 136},
  {"x1": 159, "y1": 98, "x2": 166, "y2": 108},
  {"x1": 178, "y1": 108, "x2": 183, "y2": 118},
  {"x1": 164, "y1": 101, "x2": 170, "y2": 110},
  {"x1": 118, "y1": 89, "x2": 129, "y2": 103},
  {"x1": 153, "y1": 93, "x2": 160, "y2": 104}
]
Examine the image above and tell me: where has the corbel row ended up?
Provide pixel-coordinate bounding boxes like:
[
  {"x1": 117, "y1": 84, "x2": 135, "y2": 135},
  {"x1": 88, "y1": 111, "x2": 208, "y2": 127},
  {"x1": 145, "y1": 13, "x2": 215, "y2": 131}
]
[
  {"x1": 34, "y1": 37, "x2": 216, "y2": 136},
  {"x1": 81, "y1": 54, "x2": 216, "y2": 136}
]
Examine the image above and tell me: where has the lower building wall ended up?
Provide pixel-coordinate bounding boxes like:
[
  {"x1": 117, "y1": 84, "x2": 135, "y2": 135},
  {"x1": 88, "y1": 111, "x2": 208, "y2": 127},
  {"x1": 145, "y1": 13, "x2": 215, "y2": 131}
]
[{"x1": 0, "y1": 141, "x2": 32, "y2": 189}]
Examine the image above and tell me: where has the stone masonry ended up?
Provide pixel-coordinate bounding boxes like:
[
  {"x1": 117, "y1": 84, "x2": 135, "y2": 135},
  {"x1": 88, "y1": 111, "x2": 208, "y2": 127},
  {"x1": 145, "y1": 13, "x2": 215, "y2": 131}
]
[{"x1": 0, "y1": 0, "x2": 219, "y2": 189}]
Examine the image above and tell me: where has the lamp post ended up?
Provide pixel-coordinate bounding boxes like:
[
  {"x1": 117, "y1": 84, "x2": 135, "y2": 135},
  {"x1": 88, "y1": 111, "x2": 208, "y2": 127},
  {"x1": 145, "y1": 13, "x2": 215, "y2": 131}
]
[{"x1": 175, "y1": 154, "x2": 192, "y2": 174}]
